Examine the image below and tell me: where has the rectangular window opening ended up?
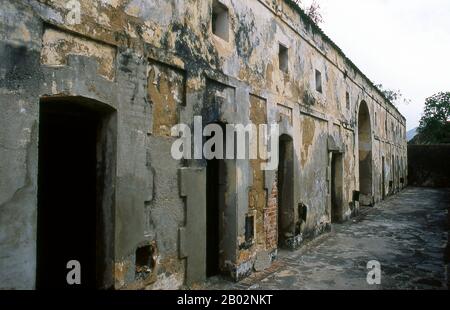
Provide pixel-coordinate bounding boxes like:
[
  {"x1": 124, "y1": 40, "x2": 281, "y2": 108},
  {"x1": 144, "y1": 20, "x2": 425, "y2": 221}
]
[
  {"x1": 212, "y1": 0, "x2": 229, "y2": 41},
  {"x1": 315, "y1": 70, "x2": 322, "y2": 93},
  {"x1": 245, "y1": 215, "x2": 254, "y2": 243},
  {"x1": 279, "y1": 44, "x2": 289, "y2": 73},
  {"x1": 346, "y1": 92, "x2": 350, "y2": 109}
]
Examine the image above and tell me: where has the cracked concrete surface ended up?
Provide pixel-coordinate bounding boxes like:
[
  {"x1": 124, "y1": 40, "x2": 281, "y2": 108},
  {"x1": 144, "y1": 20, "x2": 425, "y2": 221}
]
[{"x1": 202, "y1": 187, "x2": 449, "y2": 290}]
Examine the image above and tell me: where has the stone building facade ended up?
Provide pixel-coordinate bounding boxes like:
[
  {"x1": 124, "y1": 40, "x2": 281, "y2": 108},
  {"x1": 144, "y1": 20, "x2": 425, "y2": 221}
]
[{"x1": 0, "y1": 0, "x2": 407, "y2": 289}]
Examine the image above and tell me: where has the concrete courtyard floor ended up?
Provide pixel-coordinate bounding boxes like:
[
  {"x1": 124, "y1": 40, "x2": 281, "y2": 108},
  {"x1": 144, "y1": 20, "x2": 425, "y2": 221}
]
[{"x1": 202, "y1": 187, "x2": 450, "y2": 290}]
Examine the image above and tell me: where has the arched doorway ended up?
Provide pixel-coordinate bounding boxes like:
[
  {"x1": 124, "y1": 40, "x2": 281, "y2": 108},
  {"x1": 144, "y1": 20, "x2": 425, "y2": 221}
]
[
  {"x1": 277, "y1": 134, "x2": 294, "y2": 248},
  {"x1": 357, "y1": 101, "x2": 373, "y2": 206},
  {"x1": 36, "y1": 97, "x2": 116, "y2": 289}
]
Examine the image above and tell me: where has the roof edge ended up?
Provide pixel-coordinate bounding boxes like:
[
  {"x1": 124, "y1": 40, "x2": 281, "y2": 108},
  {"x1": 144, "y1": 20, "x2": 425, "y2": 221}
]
[{"x1": 282, "y1": 0, "x2": 405, "y2": 121}]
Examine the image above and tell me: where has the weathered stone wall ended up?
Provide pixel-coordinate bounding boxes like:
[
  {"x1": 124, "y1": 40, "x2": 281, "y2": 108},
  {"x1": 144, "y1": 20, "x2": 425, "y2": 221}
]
[
  {"x1": 408, "y1": 145, "x2": 450, "y2": 188},
  {"x1": 0, "y1": 0, "x2": 407, "y2": 289}
]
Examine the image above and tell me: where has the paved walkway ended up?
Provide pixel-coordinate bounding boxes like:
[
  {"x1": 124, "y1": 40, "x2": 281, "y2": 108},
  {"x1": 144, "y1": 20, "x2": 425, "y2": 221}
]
[{"x1": 204, "y1": 187, "x2": 449, "y2": 290}]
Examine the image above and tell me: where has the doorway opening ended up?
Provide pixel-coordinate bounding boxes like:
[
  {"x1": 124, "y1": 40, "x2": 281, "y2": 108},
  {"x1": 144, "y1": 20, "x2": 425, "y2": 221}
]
[
  {"x1": 357, "y1": 101, "x2": 373, "y2": 206},
  {"x1": 277, "y1": 134, "x2": 294, "y2": 248},
  {"x1": 391, "y1": 155, "x2": 395, "y2": 194},
  {"x1": 36, "y1": 97, "x2": 116, "y2": 289},
  {"x1": 395, "y1": 155, "x2": 399, "y2": 192},
  {"x1": 331, "y1": 153, "x2": 343, "y2": 223},
  {"x1": 382, "y1": 156, "x2": 386, "y2": 200},
  {"x1": 206, "y1": 123, "x2": 226, "y2": 277}
]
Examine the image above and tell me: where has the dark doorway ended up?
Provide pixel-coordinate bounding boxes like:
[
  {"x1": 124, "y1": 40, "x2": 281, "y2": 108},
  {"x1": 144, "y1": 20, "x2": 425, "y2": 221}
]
[
  {"x1": 205, "y1": 125, "x2": 226, "y2": 277},
  {"x1": 331, "y1": 153, "x2": 343, "y2": 223},
  {"x1": 358, "y1": 101, "x2": 373, "y2": 206},
  {"x1": 395, "y1": 155, "x2": 399, "y2": 192},
  {"x1": 37, "y1": 98, "x2": 116, "y2": 289},
  {"x1": 382, "y1": 156, "x2": 386, "y2": 200},
  {"x1": 391, "y1": 154, "x2": 395, "y2": 194},
  {"x1": 277, "y1": 134, "x2": 294, "y2": 248}
]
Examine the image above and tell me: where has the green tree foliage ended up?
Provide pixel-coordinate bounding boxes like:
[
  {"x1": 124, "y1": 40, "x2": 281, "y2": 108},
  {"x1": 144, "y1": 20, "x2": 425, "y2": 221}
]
[{"x1": 412, "y1": 92, "x2": 450, "y2": 144}]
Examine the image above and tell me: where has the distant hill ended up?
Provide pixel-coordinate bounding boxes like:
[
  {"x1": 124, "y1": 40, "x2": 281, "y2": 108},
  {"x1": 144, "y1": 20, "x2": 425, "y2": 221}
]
[{"x1": 407, "y1": 127, "x2": 418, "y2": 142}]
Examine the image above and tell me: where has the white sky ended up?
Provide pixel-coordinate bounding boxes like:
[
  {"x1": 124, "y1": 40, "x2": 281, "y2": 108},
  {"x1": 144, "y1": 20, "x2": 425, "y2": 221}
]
[{"x1": 302, "y1": 0, "x2": 450, "y2": 130}]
